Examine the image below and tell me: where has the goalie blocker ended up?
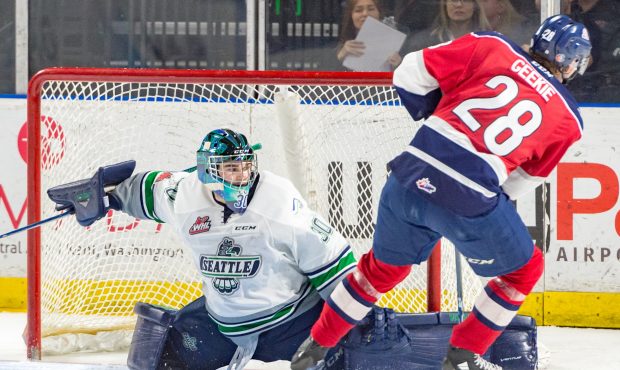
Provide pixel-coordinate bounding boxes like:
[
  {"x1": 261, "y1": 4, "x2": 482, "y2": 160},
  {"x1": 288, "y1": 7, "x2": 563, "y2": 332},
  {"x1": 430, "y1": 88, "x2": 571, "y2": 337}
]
[
  {"x1": 129, "y1": 303, "x2": 537, "y2": 369},
  {"x1": 47, "y1": 160, "x2": 136, "y2": 226}
]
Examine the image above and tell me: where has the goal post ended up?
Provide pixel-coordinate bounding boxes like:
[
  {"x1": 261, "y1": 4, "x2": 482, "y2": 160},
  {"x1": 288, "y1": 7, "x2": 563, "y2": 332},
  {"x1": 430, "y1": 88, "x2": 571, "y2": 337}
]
[{"x1": 26, "y1": 68, "x2": 481, "y2": 359}]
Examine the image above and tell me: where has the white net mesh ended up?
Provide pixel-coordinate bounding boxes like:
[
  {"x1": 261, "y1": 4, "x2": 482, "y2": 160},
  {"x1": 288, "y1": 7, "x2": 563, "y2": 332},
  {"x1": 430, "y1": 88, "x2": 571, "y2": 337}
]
[{"x1": 31, "y1": 73, "x2": 483, "y2": 354}]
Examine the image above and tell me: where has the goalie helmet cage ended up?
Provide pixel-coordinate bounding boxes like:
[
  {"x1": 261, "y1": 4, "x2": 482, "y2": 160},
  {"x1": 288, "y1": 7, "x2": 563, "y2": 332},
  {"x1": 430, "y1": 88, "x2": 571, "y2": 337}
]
[{"x1": 26, "y1": 68, "x2": 483, "y2": 360}]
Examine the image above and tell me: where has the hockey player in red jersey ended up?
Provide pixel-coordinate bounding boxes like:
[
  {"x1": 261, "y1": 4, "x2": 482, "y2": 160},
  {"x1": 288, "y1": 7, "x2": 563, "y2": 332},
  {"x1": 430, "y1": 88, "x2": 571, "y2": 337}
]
[{"x1": 291, "y1": 15, "x2": 592, "y2": 370}]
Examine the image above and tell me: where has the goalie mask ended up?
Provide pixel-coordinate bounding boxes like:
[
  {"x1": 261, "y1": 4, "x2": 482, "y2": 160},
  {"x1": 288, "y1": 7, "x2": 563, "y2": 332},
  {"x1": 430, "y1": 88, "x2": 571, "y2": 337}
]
[
  {"x1": 530, "y1": 15, "x2": 592, "y2": 83},
  {"x1": 196, "y1": 129, "x2": 260, "y2": 213}
]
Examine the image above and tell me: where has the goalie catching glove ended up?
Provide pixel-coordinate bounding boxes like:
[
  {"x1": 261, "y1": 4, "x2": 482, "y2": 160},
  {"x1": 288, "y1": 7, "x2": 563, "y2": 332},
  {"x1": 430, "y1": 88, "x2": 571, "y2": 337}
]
[{"x1": 47, "y1": 160, "x2": 136, "y2": 226}]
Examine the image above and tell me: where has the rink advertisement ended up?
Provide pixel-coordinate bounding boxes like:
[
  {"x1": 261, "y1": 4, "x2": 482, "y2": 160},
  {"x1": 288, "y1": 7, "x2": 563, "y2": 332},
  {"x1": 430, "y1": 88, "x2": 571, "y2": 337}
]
[
  {"x1": 548, "y1": 108, "x2": 620, "y2": 292},
  {"x1": 540, "y1": 108, "x2": 620, "y2": 327},
  {"x1": 0, "y1": 97, "x2": 617, "y2": 326},
  {"x1": 0, "y1": 98, "x2": 27, "y2": 277},
  {"x1": 0, "y1": 97, "x2": 27, "y2": 310}
]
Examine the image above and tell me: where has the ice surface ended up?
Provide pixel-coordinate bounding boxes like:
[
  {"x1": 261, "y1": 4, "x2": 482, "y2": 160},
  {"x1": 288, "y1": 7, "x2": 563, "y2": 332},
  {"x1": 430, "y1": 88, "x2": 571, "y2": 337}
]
[{"x1": 0, "y1": 312, "x2": 618, "y2": 369}]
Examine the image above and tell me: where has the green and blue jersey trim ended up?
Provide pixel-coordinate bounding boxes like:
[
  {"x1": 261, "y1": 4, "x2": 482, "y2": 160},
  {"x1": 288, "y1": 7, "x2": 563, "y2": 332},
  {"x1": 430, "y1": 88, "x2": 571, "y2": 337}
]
[
  {"x1": 210, "y1": 283, "x2": 314, "y2": 336},
  {"x1": 307, "y1": 246, "x2": 356, "y2": 292},
  {"x1": 141, "y1": 171, "x2": 164, "y2": 223}
]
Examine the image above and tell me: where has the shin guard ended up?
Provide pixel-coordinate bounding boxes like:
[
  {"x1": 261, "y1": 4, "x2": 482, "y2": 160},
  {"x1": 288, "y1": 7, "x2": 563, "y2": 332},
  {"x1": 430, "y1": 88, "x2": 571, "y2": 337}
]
[{"x1": 451, "y1": 247, "x2": 543, "y2": 355}]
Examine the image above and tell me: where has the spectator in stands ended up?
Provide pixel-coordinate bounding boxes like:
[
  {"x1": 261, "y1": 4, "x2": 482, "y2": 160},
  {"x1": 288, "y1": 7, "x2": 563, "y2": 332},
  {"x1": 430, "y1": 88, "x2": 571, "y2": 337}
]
[
  {"x1": 337, "y1": 0, "x2": 403, "y2": 70},
  {"x1": 394, "y1": 0, "x2": 439, "y2": 34},
  {"x1": 567, "y1": 0, "x2": 620, "y2": 102},
  {"x1": 405, "y1": 0, "x2": 491, "y2": 51},
  {"x1": 481, "y1": 0, "x2": 529, "y2": 45}
]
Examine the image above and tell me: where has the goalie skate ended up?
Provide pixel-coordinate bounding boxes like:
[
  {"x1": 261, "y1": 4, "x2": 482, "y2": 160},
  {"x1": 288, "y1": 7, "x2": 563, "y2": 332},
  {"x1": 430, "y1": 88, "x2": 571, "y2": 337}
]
[{"x1": 443, "y1": 346, "x2": 502, "y2": 370}]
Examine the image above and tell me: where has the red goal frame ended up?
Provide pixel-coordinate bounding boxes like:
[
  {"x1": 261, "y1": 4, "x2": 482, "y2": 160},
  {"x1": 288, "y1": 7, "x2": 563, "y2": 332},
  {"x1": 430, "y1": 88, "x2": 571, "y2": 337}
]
[{"x1": 26, "y1": 68, "x2": 442, "y2": 359}]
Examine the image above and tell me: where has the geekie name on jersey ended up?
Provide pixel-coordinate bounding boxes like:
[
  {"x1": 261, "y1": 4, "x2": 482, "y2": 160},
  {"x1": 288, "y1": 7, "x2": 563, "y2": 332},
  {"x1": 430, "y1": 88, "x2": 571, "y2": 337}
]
[{"x1": 510, "y1": 59, "x2": 558, "y2": 102}]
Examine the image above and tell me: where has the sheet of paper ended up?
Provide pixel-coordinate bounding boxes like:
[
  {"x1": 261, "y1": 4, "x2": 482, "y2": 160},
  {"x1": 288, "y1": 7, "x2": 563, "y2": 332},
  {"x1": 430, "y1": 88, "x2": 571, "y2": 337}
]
[{"x1": 343, "y1": 17, "x2": 406, "y2": 72}]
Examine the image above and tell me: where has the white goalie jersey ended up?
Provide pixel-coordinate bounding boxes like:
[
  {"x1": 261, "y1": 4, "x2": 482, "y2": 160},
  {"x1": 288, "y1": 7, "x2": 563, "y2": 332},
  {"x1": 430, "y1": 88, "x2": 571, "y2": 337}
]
[{"x1": 111, "y1": 170, "x2": 356, "y2": 339}]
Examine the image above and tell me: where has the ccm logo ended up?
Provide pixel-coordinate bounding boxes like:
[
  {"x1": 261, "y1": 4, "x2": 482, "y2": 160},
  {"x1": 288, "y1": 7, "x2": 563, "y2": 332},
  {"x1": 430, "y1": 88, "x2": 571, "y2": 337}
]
[
  {"x1": 466, "y1": 257, "x2": 495, "y2": 265},
  {"x1": 233, "y1": 225, "x2": 259, "y2": 233}
]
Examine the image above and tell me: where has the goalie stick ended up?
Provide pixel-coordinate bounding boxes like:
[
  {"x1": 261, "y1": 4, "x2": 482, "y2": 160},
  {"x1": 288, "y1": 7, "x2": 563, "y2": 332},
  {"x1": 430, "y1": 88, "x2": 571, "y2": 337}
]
[
  {"x1": 454, "y1": 249, "x2": 465, "y2": 323},
  {"x1": 0, "y1": 211, "x2": 72, "y2": 240},
  {"x1": 0, "y1": 151, "x2": 259, "y2": 239}
]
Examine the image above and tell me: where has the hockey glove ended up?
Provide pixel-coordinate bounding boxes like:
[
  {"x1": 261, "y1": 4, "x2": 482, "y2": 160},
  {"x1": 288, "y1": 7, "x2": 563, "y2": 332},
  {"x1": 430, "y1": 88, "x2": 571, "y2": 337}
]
[
  {"x1": 47, "y1": 160, "x2": 136, "y2": 226},
  {"x1": 290, "y1": 336, "x2": 329, "y2": 370}
]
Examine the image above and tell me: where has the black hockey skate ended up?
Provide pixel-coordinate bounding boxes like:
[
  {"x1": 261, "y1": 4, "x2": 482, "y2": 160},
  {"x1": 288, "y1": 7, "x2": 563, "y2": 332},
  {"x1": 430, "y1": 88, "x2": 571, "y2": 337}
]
[{"x1": 442, "y1": 346, "x2": 502, "y2": 370}]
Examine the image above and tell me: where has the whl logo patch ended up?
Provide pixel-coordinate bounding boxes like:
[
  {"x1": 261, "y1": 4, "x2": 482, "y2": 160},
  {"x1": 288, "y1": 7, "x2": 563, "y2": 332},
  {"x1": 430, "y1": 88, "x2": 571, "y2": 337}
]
[
  {"x1": 416, "y1": 177, "x2": 436, "y2": 194},
  {"x1": 200, "y1": 237, "x2": 261, "y2": 295},
  {"x1": 189, "y1": 216, "x2": 211, "y2": 235}
]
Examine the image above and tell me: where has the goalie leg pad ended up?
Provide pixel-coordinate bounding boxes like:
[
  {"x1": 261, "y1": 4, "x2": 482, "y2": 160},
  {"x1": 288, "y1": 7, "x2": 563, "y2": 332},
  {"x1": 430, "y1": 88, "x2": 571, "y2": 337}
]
[
  {"x1": 130, "y1": 298, "x2": 341, "y2": 369},
  {"x1": 127, "y1": 297, "x2": 239, "y2": 370},
  {"x1": 342, "y1": 310, "x2": 448, "y2": 369},
  {"x1": 485, "y1": 315, "x2": 538, "y2": 369},
  {"x1": 161, "y1": 296, "x2": 238, "y2": 369},
  {"x1": 340, "y1": 311, "x2": 537, "y2": 370},
  {"x1": 127, "y1": 302, "x2": 176, "y2": 370}
]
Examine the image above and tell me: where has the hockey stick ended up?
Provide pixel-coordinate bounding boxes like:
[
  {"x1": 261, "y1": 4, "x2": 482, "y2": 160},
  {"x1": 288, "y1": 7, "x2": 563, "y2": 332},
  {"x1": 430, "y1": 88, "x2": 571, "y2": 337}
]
[
  {"x1": 0, "y1": 211, "x2": 73, "y2": 240},
  {"x1": 454, "y1": 249, "x2": 465, "y2": 323}
]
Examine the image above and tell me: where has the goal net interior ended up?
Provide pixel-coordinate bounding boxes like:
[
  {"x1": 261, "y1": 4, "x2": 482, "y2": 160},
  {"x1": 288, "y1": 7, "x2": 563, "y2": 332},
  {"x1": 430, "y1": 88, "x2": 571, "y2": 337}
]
[{"x1": 27, "y1": 69, "x2": 483, "y2": 357}]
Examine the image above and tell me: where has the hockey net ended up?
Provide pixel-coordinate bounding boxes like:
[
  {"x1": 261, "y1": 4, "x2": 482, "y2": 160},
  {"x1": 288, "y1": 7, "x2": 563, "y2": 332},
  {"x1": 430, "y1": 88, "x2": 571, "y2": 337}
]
[{"x1": 26, "y1": 69, "x2": 483, "y2": 358}]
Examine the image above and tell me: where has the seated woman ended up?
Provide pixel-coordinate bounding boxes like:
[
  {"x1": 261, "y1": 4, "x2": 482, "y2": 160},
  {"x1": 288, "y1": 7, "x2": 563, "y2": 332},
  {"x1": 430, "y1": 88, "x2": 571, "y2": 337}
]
[
  {"x1": 337, "y1": 0, "x2": 403, "y2": 71},
  {"x1": 405, "y1": 0, "x2": 491, "y2": 52}
]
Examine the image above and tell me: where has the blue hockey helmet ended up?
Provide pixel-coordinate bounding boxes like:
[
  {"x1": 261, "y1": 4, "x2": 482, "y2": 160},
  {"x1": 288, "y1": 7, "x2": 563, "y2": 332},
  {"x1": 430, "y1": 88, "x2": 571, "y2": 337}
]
[
  {"x1": 196, "y1": 129, "x2": 260, "y2": 213},
  {"x1": 530, "y1": 15, "x2": 592, "y2": 82}
]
